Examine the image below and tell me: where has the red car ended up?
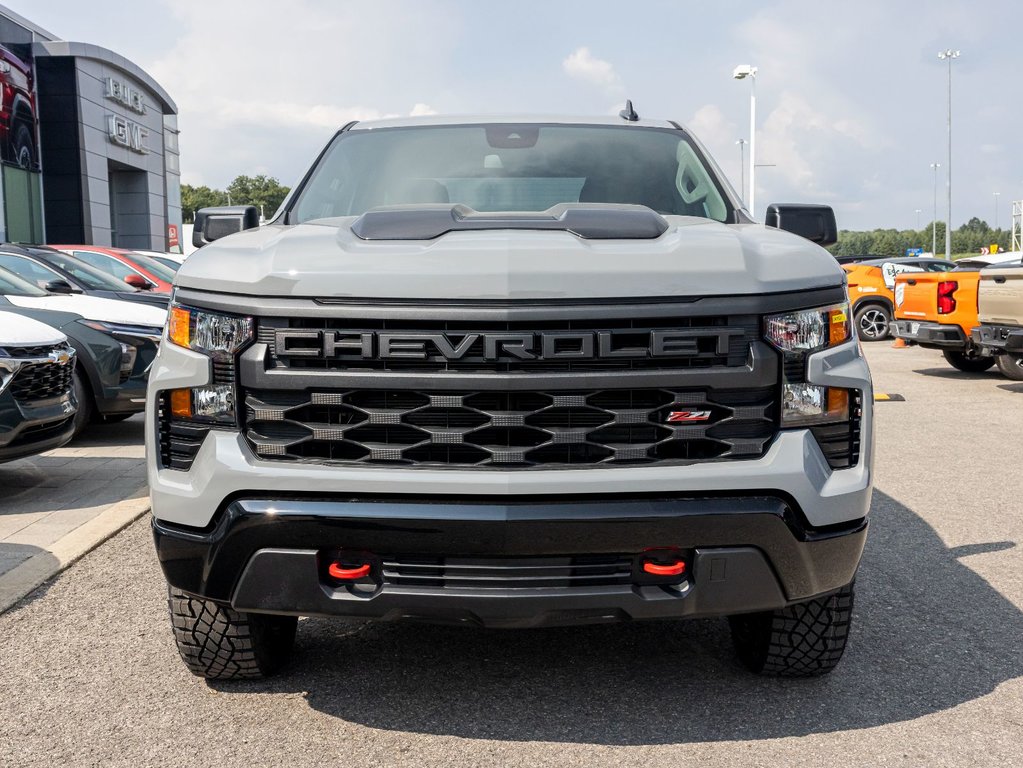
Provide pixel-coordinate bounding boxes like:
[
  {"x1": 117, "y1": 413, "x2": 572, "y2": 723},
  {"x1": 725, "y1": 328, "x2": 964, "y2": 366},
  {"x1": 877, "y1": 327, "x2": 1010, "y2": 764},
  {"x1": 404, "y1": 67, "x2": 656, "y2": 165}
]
[
  {"x1": 52, "y1": 245, "x2": 177, "y2": 293},
  {"x1": 0, "y1": 44, "x2": 37, "y2": 169}
]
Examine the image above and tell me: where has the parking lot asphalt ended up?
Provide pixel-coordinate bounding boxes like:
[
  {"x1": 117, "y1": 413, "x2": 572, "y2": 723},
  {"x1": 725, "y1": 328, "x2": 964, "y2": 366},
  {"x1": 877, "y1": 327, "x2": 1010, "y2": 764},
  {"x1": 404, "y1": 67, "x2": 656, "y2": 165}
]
[{"x1": 1, "y1": 343, "x2": 1021, "y2": 767}]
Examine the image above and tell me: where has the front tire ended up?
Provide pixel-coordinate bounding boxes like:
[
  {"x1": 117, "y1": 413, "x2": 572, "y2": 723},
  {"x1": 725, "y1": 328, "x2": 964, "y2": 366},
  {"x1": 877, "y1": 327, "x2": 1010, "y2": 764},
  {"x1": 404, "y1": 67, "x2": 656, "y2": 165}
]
[
  {"x1": 71, "y1": 369, "x2": 93, "y2": 439},
  {"x1": 996, "y1": 354, "x2": 1023, "y2": 381},
  {"x1": 942, "y1": 350, "x2": 995, "y2": 373},
  {"x1": 11, "y1": 121, "x2": 34, "y2": 169},
  {"x1": 728, "y1": 582, "x2": 854, "y2": 677},
  {"x1": 168, "y1": 587, "x2": 297, "y2": 679},
  {"x1": 855, "y1": 304, "x2": 891, "y2": 341}
]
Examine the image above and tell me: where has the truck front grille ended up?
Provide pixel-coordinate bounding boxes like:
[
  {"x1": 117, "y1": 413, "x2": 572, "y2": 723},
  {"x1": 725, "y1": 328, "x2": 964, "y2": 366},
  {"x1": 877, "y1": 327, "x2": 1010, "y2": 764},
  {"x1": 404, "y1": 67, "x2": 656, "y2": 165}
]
[
  {"x1": 243, "y1": 386, "x2": 776, "y2": 467},
  {"x1": 380, "y1": 554, "x2": 634, "y2": 589}
]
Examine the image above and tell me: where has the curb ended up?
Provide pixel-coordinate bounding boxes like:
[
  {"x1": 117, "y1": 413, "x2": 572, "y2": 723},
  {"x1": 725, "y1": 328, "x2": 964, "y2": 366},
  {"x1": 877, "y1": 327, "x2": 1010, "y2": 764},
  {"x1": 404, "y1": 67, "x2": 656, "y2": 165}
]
[{"x1": 0, "y1": 488, "x2": 150, "y2": 615}]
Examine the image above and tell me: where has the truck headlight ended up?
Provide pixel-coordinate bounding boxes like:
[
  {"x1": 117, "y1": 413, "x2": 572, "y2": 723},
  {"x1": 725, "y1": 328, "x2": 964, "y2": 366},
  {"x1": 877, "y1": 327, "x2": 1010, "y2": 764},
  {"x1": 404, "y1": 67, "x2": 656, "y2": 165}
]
[
  {"x1": 764, "y1": 302, "x2": 854, "y2": 428},
  {"x1": 166, "y1": 304, "x2": 253, "y2": 425},
  {"x1": 168, "y1": 304, "x2": 253, "y2": 360}
]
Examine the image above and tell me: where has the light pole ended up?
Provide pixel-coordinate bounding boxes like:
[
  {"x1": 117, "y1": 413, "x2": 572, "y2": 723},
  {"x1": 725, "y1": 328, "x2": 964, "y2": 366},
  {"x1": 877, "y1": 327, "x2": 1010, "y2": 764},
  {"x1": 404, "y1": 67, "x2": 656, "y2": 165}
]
[
  {"x1": 915, "y1": 209, "x2": 922, "y2": 230},
  {"x1": 733, "y1": 64, "x2": 757, "y2": 217},
  {"x1": 735, "y1": 139, "x2": 746, "y2": 203},
  {"x1": 994, "y1": 191, "x2": 1001, "y2": 230},
  {"x1": 930, "y1": 162, "x2": 940, "y2": 255},
  {"x1": 938, "y1": 49, "x2": 960, "y2": 259}
]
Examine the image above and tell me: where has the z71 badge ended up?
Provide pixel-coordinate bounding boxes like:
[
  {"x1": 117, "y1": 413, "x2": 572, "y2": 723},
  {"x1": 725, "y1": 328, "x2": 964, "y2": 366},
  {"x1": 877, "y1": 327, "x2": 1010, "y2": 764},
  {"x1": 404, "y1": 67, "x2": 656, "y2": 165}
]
[{"x1": 666, "y1": 410, "x2": 712, "y2": 423}]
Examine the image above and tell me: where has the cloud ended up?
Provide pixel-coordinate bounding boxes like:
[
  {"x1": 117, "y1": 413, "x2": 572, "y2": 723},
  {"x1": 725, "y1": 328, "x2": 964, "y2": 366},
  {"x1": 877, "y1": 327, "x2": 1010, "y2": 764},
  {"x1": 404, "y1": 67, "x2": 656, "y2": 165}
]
[{"x1": 563, "y1": 47, "x2": 622, "y2": 90}]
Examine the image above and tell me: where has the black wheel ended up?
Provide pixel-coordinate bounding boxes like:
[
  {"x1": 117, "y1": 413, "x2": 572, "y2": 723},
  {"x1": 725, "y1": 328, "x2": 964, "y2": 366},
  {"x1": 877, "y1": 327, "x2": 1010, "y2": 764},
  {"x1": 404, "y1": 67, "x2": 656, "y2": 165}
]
[
  {"x1": 996, "y1": 354, "x2": 1023, "y2": 381},
  {"x1": 71, "y1": 368, "x2": 93, "y2": 439},
  {"x1": 728, "y1": 582, "x2": 854, "y2": 677},
  {"x1": 11, "y1": 121, "x2": 34, "y2": 169},
  {"x1": 168, "y1": 587, "x2": 297, "y2": 680},
  {"x1": 854, "y1": 304, "x2": 891, "y2": 341},
  {"x1": 942, "y1": 350, "x2": 995, "y2": 373}
]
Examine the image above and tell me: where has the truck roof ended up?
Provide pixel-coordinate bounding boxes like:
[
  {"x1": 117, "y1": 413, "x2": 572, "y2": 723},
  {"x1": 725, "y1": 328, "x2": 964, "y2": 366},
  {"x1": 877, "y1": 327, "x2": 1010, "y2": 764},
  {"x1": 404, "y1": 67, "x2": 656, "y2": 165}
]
[{"x1": 349, "y1": 114, "x2": 679, "y2": 131}]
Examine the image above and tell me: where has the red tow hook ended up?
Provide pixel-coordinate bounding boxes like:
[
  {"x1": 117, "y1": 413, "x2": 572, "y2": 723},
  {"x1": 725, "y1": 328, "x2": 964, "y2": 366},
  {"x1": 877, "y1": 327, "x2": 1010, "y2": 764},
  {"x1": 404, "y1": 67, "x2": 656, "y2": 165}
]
[
  {"x1": 328, "y1": 562, "x2": 372, "y2": 581},
  {"x1": 642, "y1": 559, "x2": 686, "y2": 577}
]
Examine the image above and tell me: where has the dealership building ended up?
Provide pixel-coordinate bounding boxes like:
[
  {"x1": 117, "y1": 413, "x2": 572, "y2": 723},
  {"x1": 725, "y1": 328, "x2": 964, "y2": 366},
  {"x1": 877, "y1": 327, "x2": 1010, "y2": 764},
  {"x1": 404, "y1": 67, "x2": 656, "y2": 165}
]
[{"x1": 0, "y1": 5, "x2": 181, "y2": 251}]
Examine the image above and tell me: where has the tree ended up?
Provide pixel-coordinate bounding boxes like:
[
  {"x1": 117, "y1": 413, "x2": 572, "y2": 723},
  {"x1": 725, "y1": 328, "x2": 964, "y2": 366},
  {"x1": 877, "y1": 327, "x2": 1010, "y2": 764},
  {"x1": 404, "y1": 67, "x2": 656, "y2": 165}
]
[
  {"x1": 225, "y1": 175, "x2": 291, "y2": 219},
  {"x1": 181, "y1": 184, "x2": 228, "y2": 223}
]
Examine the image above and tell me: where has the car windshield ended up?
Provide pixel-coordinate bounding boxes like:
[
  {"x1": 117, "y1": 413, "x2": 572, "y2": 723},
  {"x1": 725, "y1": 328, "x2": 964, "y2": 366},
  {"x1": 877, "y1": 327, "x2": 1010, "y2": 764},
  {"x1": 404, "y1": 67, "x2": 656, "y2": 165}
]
[
  {"x1": 33, "y1": 251, "x2": 138, "y2": 291},
  {"x1": 0, "y1": 266, "x2": 47, "y2": 296},
  {"x1": 291, "y1": 124, "x2": 732, "y2": 223},
  {"x1": 126, "y1": 252, "x2": 178, "y2": 282}
]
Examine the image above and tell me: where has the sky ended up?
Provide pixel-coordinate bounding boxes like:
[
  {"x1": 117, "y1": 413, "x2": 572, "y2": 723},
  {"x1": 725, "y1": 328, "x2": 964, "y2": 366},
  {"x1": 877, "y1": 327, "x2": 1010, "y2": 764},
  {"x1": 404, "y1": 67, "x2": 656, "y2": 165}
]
[{"x1": 14, "y1": 0, "x2": 1023, "y2": 230}]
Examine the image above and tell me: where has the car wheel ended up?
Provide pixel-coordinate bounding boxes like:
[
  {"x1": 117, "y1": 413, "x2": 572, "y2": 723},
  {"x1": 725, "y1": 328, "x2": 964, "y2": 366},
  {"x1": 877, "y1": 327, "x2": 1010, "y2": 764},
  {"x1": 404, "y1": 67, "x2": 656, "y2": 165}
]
[
  {"x1": 942, "y1": 350, "x2": 995, "y2": 373},
  {"x1": 729, "y1": 582, "x2": 854, "y2": 677},
  {"x1": 11, "y1": 122, "x2": 34, "y2": 169},
  {"x1": 854, "y1": 305, "x2": 891, "y2": 341},
  {"x1": 71, "y1": 368, "x2": 93, "y2": 439},
  {"x1": 168, "y1": 586, "x2": 297, "y2": 679},
  {"x1": 996, "y1": 354, "x2": 1023, "y2": 381}
]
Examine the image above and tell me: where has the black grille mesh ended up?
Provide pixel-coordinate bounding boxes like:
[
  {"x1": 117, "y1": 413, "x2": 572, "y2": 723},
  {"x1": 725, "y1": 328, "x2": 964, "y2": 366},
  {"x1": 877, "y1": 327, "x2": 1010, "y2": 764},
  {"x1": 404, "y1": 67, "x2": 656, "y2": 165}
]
[
  {"x1": 7, "y1": 344, "x2": 74, "y2": 402},
  {"x1": 243, "y1": 386, "x2": 776, "y2": 467}
]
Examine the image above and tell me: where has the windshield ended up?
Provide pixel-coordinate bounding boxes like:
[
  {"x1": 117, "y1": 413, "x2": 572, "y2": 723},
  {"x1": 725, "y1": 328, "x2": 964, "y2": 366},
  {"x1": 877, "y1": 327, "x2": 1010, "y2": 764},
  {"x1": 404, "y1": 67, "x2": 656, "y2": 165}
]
[
  {"x1": 33, "y1": 251, "x2": 138, "y2": 291},
  {"x1": 291, "y1": 124, "x2": 732, "y2": 223},
  {"x1": 0, "y1": 266, "x2": 47, "y2": 297}
]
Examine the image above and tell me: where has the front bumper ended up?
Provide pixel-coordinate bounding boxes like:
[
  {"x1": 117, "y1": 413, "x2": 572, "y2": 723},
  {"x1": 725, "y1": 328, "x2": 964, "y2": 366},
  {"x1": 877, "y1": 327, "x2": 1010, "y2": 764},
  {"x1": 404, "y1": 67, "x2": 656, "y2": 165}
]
[
  {"x1": 0, "y1": 390, "x2": 75, "y2": 463},
  {"x1": 891, "y1": 319, "x2": 968, "y2": 349},
  {"x1": 972, "y1": 324, "x2": 1023, "y2": 355},
  {"x1": 154, "y1": 494, "x2": 866, "y2": 627}
]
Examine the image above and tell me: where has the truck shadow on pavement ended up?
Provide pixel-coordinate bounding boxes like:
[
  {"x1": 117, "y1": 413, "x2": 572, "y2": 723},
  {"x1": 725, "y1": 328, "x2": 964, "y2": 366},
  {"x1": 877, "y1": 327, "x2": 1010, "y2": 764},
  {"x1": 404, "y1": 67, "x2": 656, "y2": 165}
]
[
  {"x1": 911, "y1": 366, "x2": 1003, "y2": 381},
  {"x1": 215, "y1": 489, "x2": 1023, "y2": 744}
]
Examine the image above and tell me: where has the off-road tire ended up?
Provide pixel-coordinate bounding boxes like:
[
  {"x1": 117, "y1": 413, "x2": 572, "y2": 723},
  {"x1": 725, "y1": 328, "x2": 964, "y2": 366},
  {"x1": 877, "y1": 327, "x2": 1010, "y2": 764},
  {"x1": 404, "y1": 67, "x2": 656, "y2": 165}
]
[
  {"x1": 996, "y1": 353, "x2": 1023, "y2": 381},
  {"x1": 854, "y1": 304, "x2": 891, "y2": 341},
  {"x1": 942, "y1": 350, "x2": 995, "y2": 373},
  {"x1": 728, "y1": 582, "x2": 854, "y2": 677},
  {"x1": 12, "y1": 121, "x2": 34, "y2": 169},
  {"x1": 168, "y1": 587, "x2": 297, "y2": 680}
]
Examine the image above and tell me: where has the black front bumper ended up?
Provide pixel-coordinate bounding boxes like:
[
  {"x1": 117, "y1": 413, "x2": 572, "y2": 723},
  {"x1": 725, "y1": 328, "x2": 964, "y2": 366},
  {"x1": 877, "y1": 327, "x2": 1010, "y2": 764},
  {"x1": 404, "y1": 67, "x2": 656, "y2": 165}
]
[
  {"x1": 154, "y1": 494, "x2": 867, "y2": 628},
  {"x1": 0, "y1": 390, "x2": 75, "y2": 463},
  {"x1": 972, "y1": 324, "x2": 1023, "y2": 354},
  {"x1": 891, "y1": 319, "x2": 968, "y2": 349}
]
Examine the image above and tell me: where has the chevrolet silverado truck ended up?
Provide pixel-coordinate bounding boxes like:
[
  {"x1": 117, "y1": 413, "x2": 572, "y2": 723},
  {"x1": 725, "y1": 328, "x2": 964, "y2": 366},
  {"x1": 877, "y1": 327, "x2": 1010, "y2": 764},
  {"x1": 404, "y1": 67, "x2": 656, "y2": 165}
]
[
  {"x1": 891, "y1": 260, "x2": 995, "y2": 372},
  {"x1": 147, "y1": 115, "x2": 873, "y2": 680},
  {"x1": 973, "y1": 260, "x2": 1023, "y2": 380}
]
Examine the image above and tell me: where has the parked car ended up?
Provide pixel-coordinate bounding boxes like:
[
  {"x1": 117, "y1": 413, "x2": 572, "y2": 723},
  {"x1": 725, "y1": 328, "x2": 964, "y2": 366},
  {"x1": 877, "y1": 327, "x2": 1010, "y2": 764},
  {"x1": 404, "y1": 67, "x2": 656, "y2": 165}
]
[
  {"x1": 889, "y1": 259, "x2": 1019, "y2": 372},
  {"x1": 0, "y1": 244, "x2": 170, "y2": 308},
  {"x1": 0, "y1": 267, "x2": 165, "y2": 435},
  {"x1": 0, "y1": 310, "x2": 76, "y2": 462},
  {"x1": 973, "y1": 259, "x2": 1023, "y2": 380},
  {"x1": 843, "y1": 257, "x2": 956, "y2": 340},
  {"x1": 132, "y1": 249, "x2": 185, "y2": 271},
  {"x1": 0, "y1": 44, "x2": 37, "y2": 169},
  {"x1": 50, "y1": 245, "x2": 177, "y2": 293}
]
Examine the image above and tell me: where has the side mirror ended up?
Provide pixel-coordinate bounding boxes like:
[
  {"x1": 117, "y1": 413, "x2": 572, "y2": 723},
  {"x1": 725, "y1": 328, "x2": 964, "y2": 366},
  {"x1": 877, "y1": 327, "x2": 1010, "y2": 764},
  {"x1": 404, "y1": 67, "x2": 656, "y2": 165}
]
[
  {"x1": 764, "y1": 204, "x2": 838, "y2": 247},
  {"x1": 193, "y1": 205, "x2": 260, "y2": 247},
  {"x1": 124, "y1": 274, "x2": 154, "y2": 291},
  {"x1": 45, "y1": 279, "x2": 76, "y2": 294}
]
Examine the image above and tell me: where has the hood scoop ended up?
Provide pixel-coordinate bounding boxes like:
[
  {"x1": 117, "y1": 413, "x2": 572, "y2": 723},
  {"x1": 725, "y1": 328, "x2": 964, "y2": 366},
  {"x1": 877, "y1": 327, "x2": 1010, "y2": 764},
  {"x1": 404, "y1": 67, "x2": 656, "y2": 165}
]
[{"x1": 350, "y1": 203, "x2": 669, "y2": 241}]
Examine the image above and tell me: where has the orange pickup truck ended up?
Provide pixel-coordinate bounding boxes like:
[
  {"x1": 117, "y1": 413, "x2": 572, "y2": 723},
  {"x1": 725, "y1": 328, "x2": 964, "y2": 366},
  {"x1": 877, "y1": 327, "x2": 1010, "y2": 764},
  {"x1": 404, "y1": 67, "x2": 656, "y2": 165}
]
[{"x1": 891, "y1": 260, "x2": 995, "y2": 372}]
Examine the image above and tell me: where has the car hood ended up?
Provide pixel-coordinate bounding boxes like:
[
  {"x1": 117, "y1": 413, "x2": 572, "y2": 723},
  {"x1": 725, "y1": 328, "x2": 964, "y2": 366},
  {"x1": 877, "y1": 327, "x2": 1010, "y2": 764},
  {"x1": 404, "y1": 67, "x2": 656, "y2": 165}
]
[
  {"x1": 3, "y1": 294, "x2": 167, "y2": 327},
  {"x1": 174, "y1": 217, "x2": 846, "y2": 300},
  {"x1": 0, "y1": 310, "x2": 66, "y2": 346}
]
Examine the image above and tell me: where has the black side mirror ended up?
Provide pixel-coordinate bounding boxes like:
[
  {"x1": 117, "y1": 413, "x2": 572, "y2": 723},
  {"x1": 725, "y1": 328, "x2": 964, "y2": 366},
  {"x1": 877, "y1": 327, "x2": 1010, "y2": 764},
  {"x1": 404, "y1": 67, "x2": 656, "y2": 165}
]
[
  {"x1": 193, "y1": 205, "x2": 260, "y2": 247},
  {"x1": 45, "y1": 279, "x2": 76, "y2": 294},
  {"x1": 764, "y1": 204, "x2": 838, "y2": 247}
]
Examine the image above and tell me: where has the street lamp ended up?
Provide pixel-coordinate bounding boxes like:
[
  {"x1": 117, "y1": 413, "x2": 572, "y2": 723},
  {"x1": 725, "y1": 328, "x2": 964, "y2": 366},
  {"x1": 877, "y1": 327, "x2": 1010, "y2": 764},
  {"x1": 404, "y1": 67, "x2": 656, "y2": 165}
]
[
  {"x1": 938, "y1": 49, "x2": 960, "y2": 259},
  {"x1": 733, "y1": 64, "x2": 757, "y2": 218},
  {"x1": 930, "y1": 162, "x2": 940, "y2": 255},
  {"x1": 994, "y1": 191, "x2": 1001, "y2": 230},
  {"x1": 915, "y1": 209, "x2": 922, "y2": 230},
  {"x1": 735, "y1": 139, "x2": 746, "y2": 203}
]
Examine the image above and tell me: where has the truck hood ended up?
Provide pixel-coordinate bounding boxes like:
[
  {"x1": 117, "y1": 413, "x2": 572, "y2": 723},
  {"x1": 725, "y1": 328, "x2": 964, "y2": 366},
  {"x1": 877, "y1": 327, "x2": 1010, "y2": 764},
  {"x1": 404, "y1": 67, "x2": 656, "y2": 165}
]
[
  {"x1": 175, "y1": 217, "x2": 846, "y2": 300},
  {"x1": 3, "y1": 294, "x2": 167, "y2": 328},
  {"x1": 0, "y1": 310, "x2": 66, "y2": 346}
]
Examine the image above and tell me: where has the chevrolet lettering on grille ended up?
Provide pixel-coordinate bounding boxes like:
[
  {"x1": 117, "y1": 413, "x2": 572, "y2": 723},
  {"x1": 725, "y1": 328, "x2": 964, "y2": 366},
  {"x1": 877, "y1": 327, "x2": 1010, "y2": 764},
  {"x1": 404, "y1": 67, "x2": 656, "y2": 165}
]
[{"x1": 274, "y1": 329, "x2": 746, "y2": 362}]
